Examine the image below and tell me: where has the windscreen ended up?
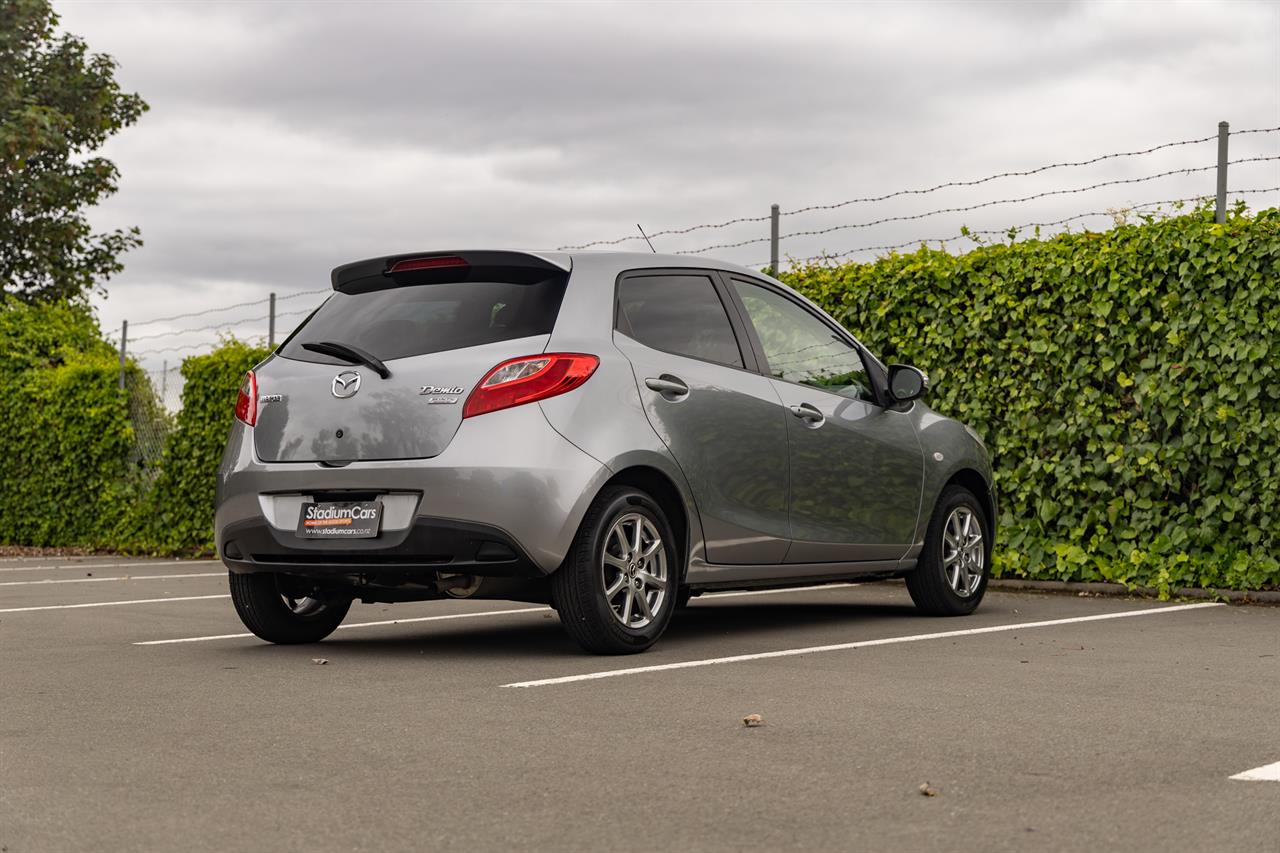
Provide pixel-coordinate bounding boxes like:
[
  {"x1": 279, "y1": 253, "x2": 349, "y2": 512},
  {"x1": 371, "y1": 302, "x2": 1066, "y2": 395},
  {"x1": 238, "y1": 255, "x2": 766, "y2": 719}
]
[{"x1": 280, "y1": 276, "x2": 567, "y2": 364}]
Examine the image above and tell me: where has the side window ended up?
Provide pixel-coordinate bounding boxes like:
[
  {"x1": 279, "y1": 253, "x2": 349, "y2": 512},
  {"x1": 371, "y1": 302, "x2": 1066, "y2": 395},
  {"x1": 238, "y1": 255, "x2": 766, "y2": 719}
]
[
  {"x1": 617, "y1": 274, "x2": 744, "y2": 368},
  {"x1": 731, "y1": 279, "x2": 875, "y2": 403}
]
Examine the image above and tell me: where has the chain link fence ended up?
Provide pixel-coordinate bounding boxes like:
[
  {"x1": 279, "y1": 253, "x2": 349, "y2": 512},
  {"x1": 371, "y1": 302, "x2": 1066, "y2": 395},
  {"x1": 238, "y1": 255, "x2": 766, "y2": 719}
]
[{"x1": 124, "y1": 368, "x2": 174, "y2": 484}]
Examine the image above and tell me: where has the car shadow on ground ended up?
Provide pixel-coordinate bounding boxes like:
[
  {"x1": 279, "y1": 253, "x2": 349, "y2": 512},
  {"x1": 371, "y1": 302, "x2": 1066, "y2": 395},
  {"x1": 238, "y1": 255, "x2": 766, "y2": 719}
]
[{"x1": 272, "y1": 600, "x2": 923, "y2": 661}]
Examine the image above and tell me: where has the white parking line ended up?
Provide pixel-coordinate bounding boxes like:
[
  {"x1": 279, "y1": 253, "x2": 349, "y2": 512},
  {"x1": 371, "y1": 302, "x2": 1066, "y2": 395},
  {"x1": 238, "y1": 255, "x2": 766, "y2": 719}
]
[
  {"x1": 1230, "y1": 761, "x2": 1280, "y2": 781},
  {"x1": 0, "y1": 572, "x2": 223, "y2": 587},
  {"x1": 134, "y1": 606, "x2": 551, "y2": 645},
  {"x1": 0, "y1": 560, "x2": 219, "y2": 574},
  {"x1": 503, "y1": 601, "x2": 1225, "y2": 688},
  {"x1": 0, "y1": 594, "x2": 230, "y2": 613}
]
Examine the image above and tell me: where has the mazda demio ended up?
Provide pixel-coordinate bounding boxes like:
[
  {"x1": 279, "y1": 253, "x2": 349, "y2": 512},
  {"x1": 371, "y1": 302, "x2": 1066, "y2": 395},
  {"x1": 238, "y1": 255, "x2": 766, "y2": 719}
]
[{"x1": 215, "y1": 250, "x2": 995, "y2": 654}]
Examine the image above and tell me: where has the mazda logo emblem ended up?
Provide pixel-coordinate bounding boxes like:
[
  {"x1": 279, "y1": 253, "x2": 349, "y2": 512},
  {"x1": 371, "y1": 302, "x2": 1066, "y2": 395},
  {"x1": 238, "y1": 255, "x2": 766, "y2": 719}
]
[{"x1": 331, "y1": 370, "x2": 362, "y2": 399}]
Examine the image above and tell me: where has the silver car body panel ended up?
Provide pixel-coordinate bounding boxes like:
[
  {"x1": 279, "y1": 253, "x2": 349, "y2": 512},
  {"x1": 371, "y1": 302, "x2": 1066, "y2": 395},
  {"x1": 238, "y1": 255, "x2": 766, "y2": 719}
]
[
  {"x1": 614, "y1": 335, "x2": 791, "y2": 565},
  {"x1": 766, "y1": 380, "x2": 923, "y2": 563},
  {"x1": 215, "y1": 249, "x2": 994, "y2": 591},
  {"x1": 217, "y1": 400, "x2": 609, "y2": 573},
  {"x1": 254, "y1": 335, "x2": 550, "y2": 463}
]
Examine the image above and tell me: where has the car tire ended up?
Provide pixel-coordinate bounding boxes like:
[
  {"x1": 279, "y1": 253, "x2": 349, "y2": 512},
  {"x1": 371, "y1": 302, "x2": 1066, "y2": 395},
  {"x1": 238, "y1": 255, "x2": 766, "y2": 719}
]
[
  {"x1": 906, "y1": 485, "x2": 991, "y2": 616},
  {"x1": 552, "y1": 486, "x2": 678, "y2": 654},
  {"x1": 228, "y1": 571, "x2": 352, "y2": 644}
]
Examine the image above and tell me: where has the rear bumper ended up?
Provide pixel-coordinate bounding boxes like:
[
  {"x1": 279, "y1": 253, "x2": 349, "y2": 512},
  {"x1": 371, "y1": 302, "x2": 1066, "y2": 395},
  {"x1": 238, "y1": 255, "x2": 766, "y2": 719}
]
[
  {"x1": 219, "y1": 515, "x2": 539, "y2": 577},
  {"x1": 215, "y1": 404, "x2": 610, "y2": 574}
]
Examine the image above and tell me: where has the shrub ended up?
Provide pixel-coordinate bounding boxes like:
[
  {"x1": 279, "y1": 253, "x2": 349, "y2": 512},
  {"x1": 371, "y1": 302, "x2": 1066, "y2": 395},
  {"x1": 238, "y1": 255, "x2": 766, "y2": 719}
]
[
  {"x1": 0, "y1": 300, "x2": 138, "y2": 546},
  {"x1": 145, "y1": 340, "x2": 269, "y2": 552}
]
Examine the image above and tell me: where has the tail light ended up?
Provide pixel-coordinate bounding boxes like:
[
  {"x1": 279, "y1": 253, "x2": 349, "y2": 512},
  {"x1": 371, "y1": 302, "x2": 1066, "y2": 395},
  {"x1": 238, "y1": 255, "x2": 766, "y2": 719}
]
[
  {"x1": 234, "y1": 370, "x2": 258, "y2": 426},
  {"x1": 463, "y1": 353, "x2": 599, "y2": 419}
]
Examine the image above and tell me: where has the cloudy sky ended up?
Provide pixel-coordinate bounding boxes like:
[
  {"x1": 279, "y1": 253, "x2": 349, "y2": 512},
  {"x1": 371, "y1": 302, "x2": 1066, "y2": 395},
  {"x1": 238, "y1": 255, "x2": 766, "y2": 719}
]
[{"x1": 56, "y1": 0, "x2": 1280, "y2": 378}]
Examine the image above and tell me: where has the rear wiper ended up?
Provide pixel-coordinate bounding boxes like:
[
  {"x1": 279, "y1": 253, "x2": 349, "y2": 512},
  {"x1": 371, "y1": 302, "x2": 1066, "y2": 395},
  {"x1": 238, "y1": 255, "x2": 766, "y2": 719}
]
[{"x1": 301, "y1": 341, "x2": 391, "y2": 379}]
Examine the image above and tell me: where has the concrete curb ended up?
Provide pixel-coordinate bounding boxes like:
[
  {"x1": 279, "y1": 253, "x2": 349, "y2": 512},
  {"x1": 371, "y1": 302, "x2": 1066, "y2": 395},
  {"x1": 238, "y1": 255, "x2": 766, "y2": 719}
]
[{"x1": 988, "y1": 578, "x2": 1280, "y2": 604}]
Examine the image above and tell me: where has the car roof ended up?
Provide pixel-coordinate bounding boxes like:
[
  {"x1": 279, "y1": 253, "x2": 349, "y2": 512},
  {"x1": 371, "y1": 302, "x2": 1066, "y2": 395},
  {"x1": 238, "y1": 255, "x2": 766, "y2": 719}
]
[{"x1": 564, "y1": 250, "x2": 770, "y2": 277}]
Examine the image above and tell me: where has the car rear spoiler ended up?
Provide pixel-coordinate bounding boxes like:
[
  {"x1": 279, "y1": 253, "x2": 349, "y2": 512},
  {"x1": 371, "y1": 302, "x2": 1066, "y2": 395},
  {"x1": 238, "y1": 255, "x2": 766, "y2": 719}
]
[{"x1": 330, "y1": 250, "x2": 572, "y2": 293}]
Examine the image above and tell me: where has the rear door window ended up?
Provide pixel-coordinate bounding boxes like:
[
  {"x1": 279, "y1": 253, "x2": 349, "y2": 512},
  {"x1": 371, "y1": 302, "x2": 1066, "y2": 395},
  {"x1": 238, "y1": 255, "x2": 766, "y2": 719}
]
[
  {"x1": 615, "y1": 273, "x2": 744, "y2": 368},
  {"x1": 281, "y1": 276, "x2": 566, "y2": 364}
]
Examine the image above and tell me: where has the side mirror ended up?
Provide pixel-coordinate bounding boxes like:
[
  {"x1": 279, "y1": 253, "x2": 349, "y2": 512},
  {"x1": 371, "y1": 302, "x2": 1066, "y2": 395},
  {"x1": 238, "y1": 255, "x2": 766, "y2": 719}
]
[{"x1": 887, "y1": 364, "x2": 928, "y2": 403}]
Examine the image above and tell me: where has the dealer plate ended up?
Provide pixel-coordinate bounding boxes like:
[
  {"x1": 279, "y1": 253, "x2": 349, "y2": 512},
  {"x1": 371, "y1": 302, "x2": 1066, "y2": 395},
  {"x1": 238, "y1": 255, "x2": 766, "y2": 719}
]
[{"x1": 296, "y1": 500, "x2": 383, "y2": 539}]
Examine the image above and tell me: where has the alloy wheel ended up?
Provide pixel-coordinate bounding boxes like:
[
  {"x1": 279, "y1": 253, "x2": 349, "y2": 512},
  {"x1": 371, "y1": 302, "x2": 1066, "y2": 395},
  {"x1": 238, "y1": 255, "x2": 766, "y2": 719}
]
[
  {"x1": 600, "y1": 512, "x2": 668, "y2": 629},
  {"x1": 942, "y1": 506, "x2": 984, "y2": 598}
]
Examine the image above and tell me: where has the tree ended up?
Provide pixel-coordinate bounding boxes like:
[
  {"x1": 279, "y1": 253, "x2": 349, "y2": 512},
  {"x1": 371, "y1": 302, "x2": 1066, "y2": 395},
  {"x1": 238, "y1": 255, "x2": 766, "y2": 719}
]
[{"x1": 0, "y1": 0, "x2": 147, "y2": 303}]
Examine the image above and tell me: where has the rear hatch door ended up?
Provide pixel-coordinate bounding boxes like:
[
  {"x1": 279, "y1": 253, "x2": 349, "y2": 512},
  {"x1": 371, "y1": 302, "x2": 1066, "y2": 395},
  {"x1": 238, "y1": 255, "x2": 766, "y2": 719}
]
[{"x1": 254, "y1": 252, "x2": 569, "y2": 464}]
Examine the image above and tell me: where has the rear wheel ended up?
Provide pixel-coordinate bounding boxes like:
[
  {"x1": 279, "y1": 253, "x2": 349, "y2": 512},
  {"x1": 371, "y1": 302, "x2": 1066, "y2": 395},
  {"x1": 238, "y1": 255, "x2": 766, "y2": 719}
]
[
  {"x1": 906, "y1": 486, "x2": 990, "y2": 616},
  {"x1": 228, "y1": 572, "x2": 352, "y2": 644},
  {"x1": 552, "y1": 486, "x2": 678, "y2": 654}
]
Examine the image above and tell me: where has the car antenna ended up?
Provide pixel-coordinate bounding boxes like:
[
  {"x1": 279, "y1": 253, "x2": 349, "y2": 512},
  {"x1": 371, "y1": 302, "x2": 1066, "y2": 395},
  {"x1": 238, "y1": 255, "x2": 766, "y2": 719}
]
[{"x1": 636, "y1": 224, "x2": 657, "y2": 253}]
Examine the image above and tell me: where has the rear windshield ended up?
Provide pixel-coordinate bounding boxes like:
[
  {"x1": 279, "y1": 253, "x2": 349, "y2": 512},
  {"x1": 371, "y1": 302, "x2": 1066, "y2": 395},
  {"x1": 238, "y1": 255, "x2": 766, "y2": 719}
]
[{"x1": 280, "y1": 277, "x2": 567, "y2": 364}]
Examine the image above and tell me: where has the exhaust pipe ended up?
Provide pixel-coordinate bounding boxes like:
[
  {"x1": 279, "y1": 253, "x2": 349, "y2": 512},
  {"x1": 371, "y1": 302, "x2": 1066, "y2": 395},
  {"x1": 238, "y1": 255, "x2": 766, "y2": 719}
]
[{"x1": 437, "y1": 573, "x2": 483, "y2": 598}]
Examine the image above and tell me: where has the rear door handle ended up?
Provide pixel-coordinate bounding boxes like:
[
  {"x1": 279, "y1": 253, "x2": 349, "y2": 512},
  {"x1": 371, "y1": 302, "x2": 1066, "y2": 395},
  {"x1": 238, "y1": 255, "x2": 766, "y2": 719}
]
[
  {"x1": 645, "y1": 375, "x2": 690, "y2": 399},
  {"x1": 788, "y1": 402, "x2": 825, "y2": 428}
]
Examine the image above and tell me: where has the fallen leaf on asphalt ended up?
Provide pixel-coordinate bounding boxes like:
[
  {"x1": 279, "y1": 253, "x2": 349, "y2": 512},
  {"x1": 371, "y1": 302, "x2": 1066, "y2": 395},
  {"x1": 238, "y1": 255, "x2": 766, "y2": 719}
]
[
  {"x1": 743, "y1": 714, "x2": 763, "y2": 727},
  {"x1": 919, "y1": 783, "x2": 939, "y2": 797},
  {"x1": 311, "y1": 658, "x2": 329, "y2": 665}
]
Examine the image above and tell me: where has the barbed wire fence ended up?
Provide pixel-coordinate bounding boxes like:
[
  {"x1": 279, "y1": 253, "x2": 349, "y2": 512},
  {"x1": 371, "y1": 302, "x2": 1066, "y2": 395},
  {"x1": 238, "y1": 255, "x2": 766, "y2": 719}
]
[
  {"x1": 557, "y1": 120, "x2": 1278, "y2": 269},
  {"x1": 111, "y1": 118, "x2": 1278, "y2": 444},
  {"x1": 112, "y1": 289, "x2": 328, "y2": 413}
]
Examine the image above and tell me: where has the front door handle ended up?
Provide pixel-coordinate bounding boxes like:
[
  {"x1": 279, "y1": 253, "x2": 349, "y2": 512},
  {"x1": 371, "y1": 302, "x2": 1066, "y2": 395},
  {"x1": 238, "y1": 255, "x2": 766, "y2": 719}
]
[
  {"x1": 788, "y1": 402, "x2": 825, "y2": 428},
  {"x1": 645, "y1": 375, "x2": 690, "y2": 400}
]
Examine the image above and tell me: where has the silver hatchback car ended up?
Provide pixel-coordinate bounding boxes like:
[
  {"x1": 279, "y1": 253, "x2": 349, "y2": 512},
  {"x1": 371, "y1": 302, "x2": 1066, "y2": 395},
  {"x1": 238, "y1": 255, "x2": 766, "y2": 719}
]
[{"x1": 216, "y1": 250, "x2": 994, "y2": 654}]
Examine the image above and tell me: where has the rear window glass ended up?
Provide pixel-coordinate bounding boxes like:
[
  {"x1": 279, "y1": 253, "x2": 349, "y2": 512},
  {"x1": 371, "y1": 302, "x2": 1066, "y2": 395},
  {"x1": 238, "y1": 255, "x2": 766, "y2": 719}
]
[
  {"x1": 281, "y1": 277, "x2": 567, "y2": 363},
  {"x1": 616, "y1": 274, "x2": 744, "y2": 368}
]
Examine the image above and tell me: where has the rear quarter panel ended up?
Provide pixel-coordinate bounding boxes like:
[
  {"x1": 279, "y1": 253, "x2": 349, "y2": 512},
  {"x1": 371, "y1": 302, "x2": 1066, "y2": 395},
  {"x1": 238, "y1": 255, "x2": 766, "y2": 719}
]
[{"x1": 539, "y1": 254, "x2": 708, "y2": 565}]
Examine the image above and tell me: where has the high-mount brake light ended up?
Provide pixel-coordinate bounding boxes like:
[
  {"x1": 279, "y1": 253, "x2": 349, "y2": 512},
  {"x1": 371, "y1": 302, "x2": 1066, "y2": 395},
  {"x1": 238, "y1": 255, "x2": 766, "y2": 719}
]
[
  {"x1": 234, "y1": 370, "x2": 258, "y2": 426},
  {"x1": 387, "y1": 256, "x2": 469, "y2": 274},
  {"x1": 463, "y1": 353, "x2": 599, "y2": 419}
]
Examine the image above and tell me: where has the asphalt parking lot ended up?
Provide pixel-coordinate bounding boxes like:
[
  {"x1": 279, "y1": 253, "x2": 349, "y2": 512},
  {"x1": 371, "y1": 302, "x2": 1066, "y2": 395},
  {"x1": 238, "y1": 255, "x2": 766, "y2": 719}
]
[{"x1": 2, "y1": 557, "x2": 1278, "y2": 852}]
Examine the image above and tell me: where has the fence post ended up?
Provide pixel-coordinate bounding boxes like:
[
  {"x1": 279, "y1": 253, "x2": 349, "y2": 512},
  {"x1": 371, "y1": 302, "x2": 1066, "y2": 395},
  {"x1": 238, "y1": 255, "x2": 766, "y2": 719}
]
[
  {"x1": 160, "y1": 359, "x2": 167, "y2": 403},
  {"x1": 1216, "y1": 120, "x2": 1229, "y2": 224},
  {"x1": 117, "y1": 320, "x2": 128, "y2": 390},
  {"x1": 769, "y1": 204, "x2": 780, "y2": 274},
  {"x1": 268, "y1": 291, "x2": 277, "y2": 348}
]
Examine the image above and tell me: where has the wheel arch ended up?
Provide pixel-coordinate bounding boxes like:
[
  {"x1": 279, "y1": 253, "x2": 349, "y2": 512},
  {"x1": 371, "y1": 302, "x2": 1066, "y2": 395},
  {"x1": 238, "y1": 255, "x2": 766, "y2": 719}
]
[{"x1": 943, "y1": 467, "x2": 996, "y2": 537}]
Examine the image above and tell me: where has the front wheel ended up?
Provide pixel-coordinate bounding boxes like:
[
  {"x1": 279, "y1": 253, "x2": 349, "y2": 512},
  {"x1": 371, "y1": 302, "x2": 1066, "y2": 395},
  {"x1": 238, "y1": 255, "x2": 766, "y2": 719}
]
[
  {"x1": 905, "y1": 486, "x2": 990, "y2": 616},
  {"x1": 551, "y1": 486, "x2": 678, "y2": 654},
  {"x1": 228, "y1": 572, "x2": 352, "y2": 644}
]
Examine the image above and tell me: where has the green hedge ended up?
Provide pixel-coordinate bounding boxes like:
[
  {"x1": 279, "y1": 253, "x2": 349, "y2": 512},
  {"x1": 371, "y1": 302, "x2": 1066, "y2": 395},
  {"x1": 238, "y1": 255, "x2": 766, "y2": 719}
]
[
  {"x1": 0, "y1": 298, "x2": 264, "y2": 553},
  {"x1": 145, "y1": 340, "x2": 268, "y2": 551},
  {"x1": 4, "y1": 205, "x2": 1278, "y2": 593},
  {"x1": 0, "y1": 301, "x2": 136, "y2": 547},
  {"x1": 780, "y1": 204, "x2": 1280, "y2": 594}
]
